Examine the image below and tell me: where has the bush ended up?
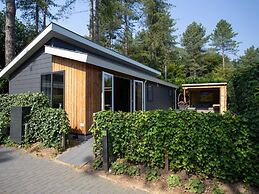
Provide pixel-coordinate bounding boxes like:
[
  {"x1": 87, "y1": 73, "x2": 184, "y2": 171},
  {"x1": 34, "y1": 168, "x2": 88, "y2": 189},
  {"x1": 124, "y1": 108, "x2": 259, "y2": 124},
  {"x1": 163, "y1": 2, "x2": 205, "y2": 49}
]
[
  {"x1": 185, "y1": 178, "x2": 205, "y2": 194},
  {"x1": 93, "y1": 158, "x2": 103, "y2": 170},
  {"x1": 229, "y1": 64, "x2": 259, "y2": 141},
  {"x1": 27, "y1": 108, "x2": 70, "y2": 149},
  {"x1": 0, "y1": 112, "x2": 10, "y2": 143},
  {"x1": 0, "y1": 78, "x2": 8, "y2": 94},
  {"x1": 0, "y1": 92, "x2": 49, "y2": 115},
  {"x1": 91, "y1": 110, "x2": 257, "y2": 184},
  {"x1": 127, "y1": 166, "x2": 140, "y2": 176},
  {"x1": 111, "y1": 159, "x2": 128, "y2": 175},
  {"x1": 168, "y1": 174, "x2": 181, "y2": 187},
  {"x1": 146, "y1": 168, "x2": 160, "y2": 181}
]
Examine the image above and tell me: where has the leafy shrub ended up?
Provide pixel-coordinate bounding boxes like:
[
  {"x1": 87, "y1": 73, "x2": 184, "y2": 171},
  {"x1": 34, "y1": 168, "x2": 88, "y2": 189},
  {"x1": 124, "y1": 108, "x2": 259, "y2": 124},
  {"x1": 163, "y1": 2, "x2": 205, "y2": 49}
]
[
  {"x1": 91, "y1": 110, "x2": 257, "y2": 184},
  {"x1": 167, "y1": 174, "x2": 181, "y2": 187},
  {"x1": 146, "y1": 168, "x2": 160, "y2": 181},
  {"x1": 185, "y1": 178, "x2": 205, "y2": 194},
  {"x1": 111, "y1": 159, "x2": 128, "y2": 175},
  {"x1": 212, "y1": 183, "x2": 224, "y2": 194},
  {"x1": 27, "y1": 108, "x2": 70, "y2": 149},
  {"x1": 0, "y1": 92, "x2": 49, "y2": 115},
  {"x1": 93, "y1": 158, "x2": 103, "y2": 170},
  {"x1": 229, "y1": 63, "x2": 259, "y2": 141},
  {"x1": 0, "y1": 112, "x2": 10, "y2": 143},
  {"x1": 127, "y1": 166, "x2": 140, "y2": 176}
]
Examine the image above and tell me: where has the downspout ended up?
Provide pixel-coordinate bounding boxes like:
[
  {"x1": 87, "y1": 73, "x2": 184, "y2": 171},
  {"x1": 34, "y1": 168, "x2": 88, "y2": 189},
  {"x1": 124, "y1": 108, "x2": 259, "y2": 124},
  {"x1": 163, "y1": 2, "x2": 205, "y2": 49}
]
[
  {"x1": 144, "y1": 80, "x2": 147, "y2": 111},
  {"x1": 174, "y1": 88, "x2": 178, "y2": 109}
]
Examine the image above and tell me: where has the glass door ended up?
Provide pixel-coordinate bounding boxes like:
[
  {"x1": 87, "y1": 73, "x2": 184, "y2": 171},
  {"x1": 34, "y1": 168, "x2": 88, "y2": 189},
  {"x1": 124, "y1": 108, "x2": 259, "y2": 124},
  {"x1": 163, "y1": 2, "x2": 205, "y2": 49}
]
[
  {"x1": 102, "y1": 72, "x2": 114, "y2": 111},
  {"x1": 133, "y1": 80, "x2": 144, "y2": 111}
]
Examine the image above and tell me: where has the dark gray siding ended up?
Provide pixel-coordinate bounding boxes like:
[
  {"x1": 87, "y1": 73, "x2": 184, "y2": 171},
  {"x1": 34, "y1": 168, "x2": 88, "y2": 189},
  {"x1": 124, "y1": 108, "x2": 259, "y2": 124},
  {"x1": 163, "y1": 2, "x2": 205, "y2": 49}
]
[
  {"x1": 145, "y1": 81, "x2": 176, "y2": 110},
  {"x1": 9, "y1": 48, "x2": 51, "y2": 94}
]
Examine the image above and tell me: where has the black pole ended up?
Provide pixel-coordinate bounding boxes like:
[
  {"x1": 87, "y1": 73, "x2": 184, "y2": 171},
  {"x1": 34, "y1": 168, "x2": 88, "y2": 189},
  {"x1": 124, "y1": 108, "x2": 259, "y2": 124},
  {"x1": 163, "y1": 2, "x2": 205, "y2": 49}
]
[{"x1": 102, "y1": 128, "x2": 109, "y2": 171}]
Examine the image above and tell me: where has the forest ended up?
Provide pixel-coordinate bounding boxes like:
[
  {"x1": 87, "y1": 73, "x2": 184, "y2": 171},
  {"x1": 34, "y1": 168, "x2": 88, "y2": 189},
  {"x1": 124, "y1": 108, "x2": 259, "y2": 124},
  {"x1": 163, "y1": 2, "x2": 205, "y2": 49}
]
[{"x1": 1, "y1": 0, "x2": 259, "y2": 86}]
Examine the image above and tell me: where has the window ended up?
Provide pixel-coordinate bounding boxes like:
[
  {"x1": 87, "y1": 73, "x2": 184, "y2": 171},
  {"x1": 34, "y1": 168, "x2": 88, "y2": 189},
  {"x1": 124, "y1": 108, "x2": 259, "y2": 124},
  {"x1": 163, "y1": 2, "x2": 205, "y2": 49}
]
[
  {"x1": 41, "y1": 71, "x2": 64, "y2": 108},
  {"x1": 102, "y1": 72, "x2": 114, "y2": 111},
  {"x1": 133, "y1": 80, "x2": 144, "y2": 111}
]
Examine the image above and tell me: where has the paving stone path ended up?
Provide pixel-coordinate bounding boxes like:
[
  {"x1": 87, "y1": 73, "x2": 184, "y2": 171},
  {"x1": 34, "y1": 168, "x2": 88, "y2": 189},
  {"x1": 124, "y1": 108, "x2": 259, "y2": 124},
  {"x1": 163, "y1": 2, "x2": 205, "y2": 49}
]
[{"x1": 0, "y1": 147, "x2": 147, "y2": 194}]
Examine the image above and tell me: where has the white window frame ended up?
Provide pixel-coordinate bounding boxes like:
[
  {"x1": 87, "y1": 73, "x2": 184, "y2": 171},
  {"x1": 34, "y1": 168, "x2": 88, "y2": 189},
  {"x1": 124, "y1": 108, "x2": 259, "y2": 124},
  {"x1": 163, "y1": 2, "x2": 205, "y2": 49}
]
[
  {"x1": 102, "y1": 72, "x2": 114, "y2": 111},
  {"x1": 133, "y1": 80, "x2": 144, "y2": 111}
]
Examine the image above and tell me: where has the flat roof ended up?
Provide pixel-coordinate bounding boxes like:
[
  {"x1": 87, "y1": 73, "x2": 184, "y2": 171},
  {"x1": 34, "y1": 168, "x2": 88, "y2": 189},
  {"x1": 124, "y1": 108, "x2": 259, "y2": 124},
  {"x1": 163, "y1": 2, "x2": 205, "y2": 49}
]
[{"x1": 182, "y1": 82, "x2": 227, "y2": 87}]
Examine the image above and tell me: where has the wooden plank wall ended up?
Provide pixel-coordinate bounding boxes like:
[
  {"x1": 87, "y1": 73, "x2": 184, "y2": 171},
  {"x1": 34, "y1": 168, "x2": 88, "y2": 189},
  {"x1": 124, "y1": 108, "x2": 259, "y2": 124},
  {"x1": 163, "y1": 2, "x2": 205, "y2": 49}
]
[{"x1": 52, "y1": 56, "x2": 101, "y2": 134}]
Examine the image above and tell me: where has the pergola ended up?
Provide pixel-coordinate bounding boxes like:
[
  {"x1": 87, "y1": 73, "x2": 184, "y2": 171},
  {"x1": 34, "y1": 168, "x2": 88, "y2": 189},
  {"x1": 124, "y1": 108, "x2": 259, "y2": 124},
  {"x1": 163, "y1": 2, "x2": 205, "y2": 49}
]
[{"x1": 182, "y1": 83, "x2": 227, "y2": 114}]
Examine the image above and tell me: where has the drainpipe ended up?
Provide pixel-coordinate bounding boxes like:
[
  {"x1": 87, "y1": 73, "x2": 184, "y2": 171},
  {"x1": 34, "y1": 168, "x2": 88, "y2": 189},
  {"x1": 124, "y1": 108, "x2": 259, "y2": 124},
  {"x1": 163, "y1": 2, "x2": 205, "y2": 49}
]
[
  {"x1": 144, "y1": 80, "x2": 147, "y2": 111},
  {"x1": 174, "y1": 88, "x2": 178, "y2": 109}
]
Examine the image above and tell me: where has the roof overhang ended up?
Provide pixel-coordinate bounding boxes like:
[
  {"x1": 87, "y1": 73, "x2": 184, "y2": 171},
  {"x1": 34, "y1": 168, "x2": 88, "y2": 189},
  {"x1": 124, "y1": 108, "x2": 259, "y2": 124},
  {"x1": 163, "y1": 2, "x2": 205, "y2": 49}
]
[
  {"x1": 46, "y1": 46, "x2": 179, "y2": 89},
  {"x1": 182, "y1": 82, "x2": 227, "y2": 89},
  {"x1": 0, "y1": 23, "x2": 161, "y2": 78}
]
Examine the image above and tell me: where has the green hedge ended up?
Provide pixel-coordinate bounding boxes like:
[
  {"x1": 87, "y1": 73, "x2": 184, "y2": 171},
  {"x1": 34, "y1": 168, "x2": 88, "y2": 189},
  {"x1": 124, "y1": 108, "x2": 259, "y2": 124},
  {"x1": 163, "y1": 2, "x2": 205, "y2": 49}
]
[
  {"x1": 0, "y1": 112, "x2": 10, "y2": 142},
  {"x1": 0, "y1": 92, "x2": 49, "y2": 114},
  {"x1": 27, "y1": 108, "x2": 70, "y2": 148},
  {"x1": 90, "y1": 110, "x2": 258, "y2": 184},
  {"x1": 229, "y1": 63, "x2": 259, "y2": 142}
]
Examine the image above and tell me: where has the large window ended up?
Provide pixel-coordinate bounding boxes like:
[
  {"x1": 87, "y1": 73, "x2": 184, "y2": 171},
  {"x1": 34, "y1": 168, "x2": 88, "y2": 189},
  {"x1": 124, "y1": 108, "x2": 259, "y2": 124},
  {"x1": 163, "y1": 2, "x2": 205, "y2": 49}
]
[
  {"x1": 102, "y1": 72, "x2": 114, "y2": 111},
  {"x1": 41, "y1": 71, "x2": 64, "y2": 108},
  {"x1": 133, "y1": 80, "x2": 144, "y2": 111}
]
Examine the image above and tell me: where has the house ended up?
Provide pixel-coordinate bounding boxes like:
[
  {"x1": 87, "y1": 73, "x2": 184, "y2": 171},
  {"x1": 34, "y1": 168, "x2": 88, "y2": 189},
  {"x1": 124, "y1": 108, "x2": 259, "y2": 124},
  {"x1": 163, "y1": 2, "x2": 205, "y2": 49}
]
[
  {"x1": 182, "y1": 83, "x2": 227, "y2": 114},
  {"x1": 0, "y1": 23, "x2": 178, "y2": 135}
]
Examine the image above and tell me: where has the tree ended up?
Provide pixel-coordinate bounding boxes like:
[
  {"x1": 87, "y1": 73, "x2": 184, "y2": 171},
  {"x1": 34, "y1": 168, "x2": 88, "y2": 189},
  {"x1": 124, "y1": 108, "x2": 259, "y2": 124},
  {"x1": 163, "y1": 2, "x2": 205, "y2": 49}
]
[
  {"x1": 237, "y1": 46, "x2": 259, "y2": 69},
  {"x1": 210, "y1": 19, "x2": 239, "y2": 74},
  {"x1": 0, "y1": 11, "x2": 36, "y2": 69},
  {"x1": 181, "y1": 22, "x2": 209, "y2": 77},
  {"x1": 130, "y1": 0, "x2": 177, "y2": 75},
  {"x1": 5, "y1": 0, "x2": 16, "y2": 65},
  {"x1": 17, "y1": 0, "x2": 76, "y2": 33}
]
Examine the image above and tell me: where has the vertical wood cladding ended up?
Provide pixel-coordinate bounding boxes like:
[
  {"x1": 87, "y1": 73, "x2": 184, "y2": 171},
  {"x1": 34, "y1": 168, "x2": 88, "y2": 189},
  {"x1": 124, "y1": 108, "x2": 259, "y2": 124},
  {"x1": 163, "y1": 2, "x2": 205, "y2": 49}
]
[{"x1": 52, "y1": 56, "x2": 101, "y2": 134}]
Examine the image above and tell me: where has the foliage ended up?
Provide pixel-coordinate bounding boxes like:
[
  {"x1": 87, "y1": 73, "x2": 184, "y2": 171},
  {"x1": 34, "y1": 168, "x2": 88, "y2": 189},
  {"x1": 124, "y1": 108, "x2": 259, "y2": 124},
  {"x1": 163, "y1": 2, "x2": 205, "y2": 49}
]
[
  {"x1": 0, "y1": 11, "x2": 36, "y2": 69},
  {"x1": 146, "y1": 168, "x2": 160, "y2": 181},
  {"x1": 212, "y1": 183, "x2": 225, "y2": 194},
  {"x1": 127, "y1": 165, "x2": 140, "y2": 176},
  {"x1": 0, "y1": 92, "x2": 49, "y2": 115},
  {"x1": 210, "y1": 19, "x2": 239, "y2": 56},
  {"x1": 229, "y1": 63, "x2": 259, "y2": 141},
  {"x1": 185, "y1": 178, "x2": 205, "y2": 194},
  {"x1": 91, "y1": 110, "x2": 257, "y2": 184},
  {"x1": 111, "y1": 159, "x2": 128, "y2": 175},
  {"x1": 236, "y1": 46, "x2": 259, "y2": 69},
  {"x1": 181, "y1": 22, "x2": 209, "y2": 77},
  {"x1": 0, "y1": 78, "x2": 8, "y2": 94},
  {"x1": 27, "y1": 107, "x2": 70, "y2": 149},
  {"x1": 93, "y1": 158, "x2": 103, "y2": 170},
  {"x1": 129, "y1": 0, "x2": 177, "y2": 73},
  {"x1": 0, "y1": 112, "x2": 10, "y2": 143},
  {"x1": 167, "y1": 174, "x2": 181, "y2": 187}
]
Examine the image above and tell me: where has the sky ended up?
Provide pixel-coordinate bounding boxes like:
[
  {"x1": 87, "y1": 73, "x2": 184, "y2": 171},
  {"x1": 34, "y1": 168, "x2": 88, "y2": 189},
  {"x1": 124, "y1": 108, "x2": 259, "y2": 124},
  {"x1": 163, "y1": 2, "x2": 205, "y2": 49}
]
[{"x1": 1, "y1": 0, "x2": 259, "y2": 58}]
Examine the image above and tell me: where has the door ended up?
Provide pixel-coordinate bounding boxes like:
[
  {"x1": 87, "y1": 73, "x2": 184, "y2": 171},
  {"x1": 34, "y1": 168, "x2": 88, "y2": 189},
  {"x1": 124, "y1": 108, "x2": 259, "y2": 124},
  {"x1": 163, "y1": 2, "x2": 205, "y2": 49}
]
[
  {"x1": 133, "y1": 80, "x2": 144, "y2": 111},
  {"x1": 102, "y1": 72, "x2": 114, "y2": 111}
]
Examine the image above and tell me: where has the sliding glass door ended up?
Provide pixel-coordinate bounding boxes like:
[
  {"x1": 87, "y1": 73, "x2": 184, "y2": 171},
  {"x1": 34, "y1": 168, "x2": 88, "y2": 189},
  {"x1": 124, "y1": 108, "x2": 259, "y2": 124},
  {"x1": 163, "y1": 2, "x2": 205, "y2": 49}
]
[
  {"x1": 133, "y1": 80, "x2": 144, "y2": 111},
  {"x1": 102, "y1": 72, "x2": 114, "y2": 111}
]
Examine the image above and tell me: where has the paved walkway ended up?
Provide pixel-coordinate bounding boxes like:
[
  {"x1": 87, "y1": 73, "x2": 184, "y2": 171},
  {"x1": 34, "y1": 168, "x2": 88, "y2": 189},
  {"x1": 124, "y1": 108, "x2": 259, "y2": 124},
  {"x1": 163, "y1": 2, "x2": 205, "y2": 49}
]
[
  {"x1": 0, "y1": 147, "x2": 147, "y2": 194},
  {"x1": 56, "y1": 137, "x2": 94, "y2": 167}
]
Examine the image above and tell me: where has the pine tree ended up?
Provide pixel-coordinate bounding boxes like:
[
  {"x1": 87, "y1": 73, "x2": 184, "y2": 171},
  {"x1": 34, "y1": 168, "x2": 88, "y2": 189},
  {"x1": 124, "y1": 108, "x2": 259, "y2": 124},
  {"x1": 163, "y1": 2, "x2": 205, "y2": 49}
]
[
  {"x1": 181, "y1": 22, "x2": 209, "y2": 77},
  {"x1": 210, "y1": 19, "x2": 239, "y2": 74},
  {"x1": 5, "y1": 0, "x2": 16, "y2": 65},
  {"x1": 130, "y1": 0, "x2": 177, "y2": 75}
]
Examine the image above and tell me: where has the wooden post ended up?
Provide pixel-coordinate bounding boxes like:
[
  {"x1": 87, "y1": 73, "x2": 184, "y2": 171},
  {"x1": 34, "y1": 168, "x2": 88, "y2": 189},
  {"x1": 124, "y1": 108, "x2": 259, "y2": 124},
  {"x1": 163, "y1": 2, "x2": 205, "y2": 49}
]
[
  {"x1": 61, "y1": 133, "x2": 66, "y2": 149},
  {"x1": 183, "y1": 88, "x2": 186, "y2": 103},
  {"x1": 102, "y1": 129, "x2": 109, "y2": 171}
]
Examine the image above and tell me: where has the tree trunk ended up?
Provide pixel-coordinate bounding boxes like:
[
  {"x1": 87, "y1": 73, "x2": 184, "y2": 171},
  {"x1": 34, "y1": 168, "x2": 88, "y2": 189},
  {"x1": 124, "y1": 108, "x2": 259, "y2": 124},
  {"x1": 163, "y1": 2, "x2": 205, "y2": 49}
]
[
  {"x1": 35, "y1": 0, "x2": 40, "y2": 33},
  {"x1": 95, "y1": 0, "x2": 100, "y2": 42},
  {"x1": 90, "y1": 0, "x2": 95, "y2": 40},
  {"x1": 222, "y1": 48, "x2": 225, "y2": 77},
  {"x1": 124, "y1": 14, "x2": 129, "y2": 56},
  {"x1": 5, "y1": 0, "x2": 16, "y2": 65},
  {"x1": 43, "y1": 0, "x2": 47, "y2": 29}
]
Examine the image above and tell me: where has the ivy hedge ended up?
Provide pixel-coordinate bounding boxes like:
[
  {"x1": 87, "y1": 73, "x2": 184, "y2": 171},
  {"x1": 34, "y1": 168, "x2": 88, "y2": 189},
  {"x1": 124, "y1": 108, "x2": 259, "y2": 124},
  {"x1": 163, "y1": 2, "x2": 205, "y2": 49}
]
[
  {"x1": 26, "y1": 108, "x2": 70, "y2": 148},
  {"x1": 91, "y1": 110, "x2": 258, "y2": 185},
  {"x1": 0, "y1": 92, "x2": 70, "y2": 149}
]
